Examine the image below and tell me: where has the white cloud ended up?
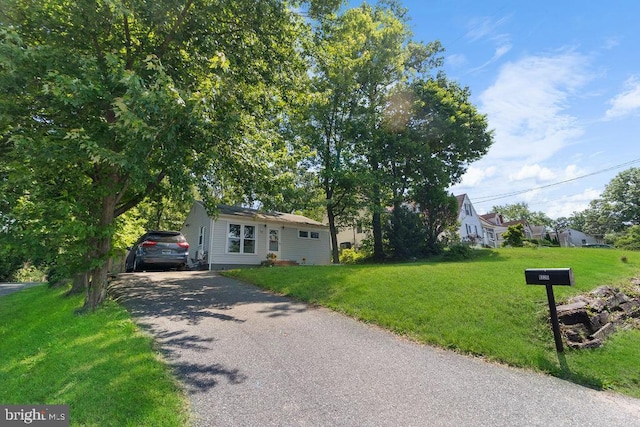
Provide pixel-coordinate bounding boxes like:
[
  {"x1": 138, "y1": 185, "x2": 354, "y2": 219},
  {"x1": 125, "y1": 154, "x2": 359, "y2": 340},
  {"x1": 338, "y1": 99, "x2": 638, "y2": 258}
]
[
  {"x1": 605, "y1": 76, "x2": 640, "y2": 120},
  {"x1": 509, "y1": 164, "x2": 556, "y2": 181},
  {"x1": 493, "y1": 43, "x2": 512, "y2": 60},
  {"x1": 458, "y1": 164, "x2": 497, "y2": 186},
  {"x1": 465, "y1": 16, "x2": 510, "y2": 41},
  {"x1": 544, "y1": 188, "x2": 602, "y2": 218},
  {"x1": 562, "y1": 164, "x2": 584, "y2": 179},
  {"x1": 446, "y1": 53, "x2": 467, "y2": 68},
  {"x1": 464, "y1": 17, "x2": 512, "y2": 73},
  {"x1": 602, "y1": 37, "x2": 620, "y2": 50},
  {"x1": 479, "y1": 52, "x2": 591, "y2": 162}
]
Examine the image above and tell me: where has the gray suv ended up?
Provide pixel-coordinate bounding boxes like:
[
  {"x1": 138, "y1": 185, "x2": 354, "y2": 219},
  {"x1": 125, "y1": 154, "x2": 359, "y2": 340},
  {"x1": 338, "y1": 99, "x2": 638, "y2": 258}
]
[{"x1": 125, "y1": 231, "x2": 189, "y2": 272}]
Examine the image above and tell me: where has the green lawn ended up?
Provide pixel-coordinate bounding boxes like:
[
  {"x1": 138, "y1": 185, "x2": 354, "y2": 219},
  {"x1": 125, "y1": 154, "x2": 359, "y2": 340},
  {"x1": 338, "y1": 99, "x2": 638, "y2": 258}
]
[
  {"x1": 225, "y1": 247, "x2": 640, "y2": 398},
  {"x1": 0, "y1": 285, "x2": 188, "y2": 426}
]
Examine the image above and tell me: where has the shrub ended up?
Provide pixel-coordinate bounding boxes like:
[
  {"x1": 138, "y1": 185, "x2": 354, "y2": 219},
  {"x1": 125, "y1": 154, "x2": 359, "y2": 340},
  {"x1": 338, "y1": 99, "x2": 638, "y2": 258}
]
[
  {"x1": 384, "y1": 206, "x2": 427, "y2": 260},
  {"x1": 442, "y1": 243, "x2": 473, "y2": 261},
  {"x1": 13, "y1": 262, "x2": 47, "y2": 282},
  {"x1": 502, "y1": 224, "x2": 525, "y2": 247},
  {"x1": 339, "y1": 248, "x2": 367, "y2": 264},
  {"x1": 613, "y1": 225, "x2": 640, "y2": 251}
]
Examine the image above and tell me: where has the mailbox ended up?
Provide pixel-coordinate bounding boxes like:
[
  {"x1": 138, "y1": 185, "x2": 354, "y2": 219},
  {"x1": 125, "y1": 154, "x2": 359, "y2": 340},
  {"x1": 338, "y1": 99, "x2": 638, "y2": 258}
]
[{"x1": 525, "y1": 268, "x2": 574, "y2": 286}]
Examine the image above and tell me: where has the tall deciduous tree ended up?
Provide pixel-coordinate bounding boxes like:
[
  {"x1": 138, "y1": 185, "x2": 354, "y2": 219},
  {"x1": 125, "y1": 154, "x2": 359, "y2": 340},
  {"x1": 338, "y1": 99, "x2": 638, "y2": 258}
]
[
  {"x1": 599, "y1": 167, "x2": 640, "y2": 227},
  {"x1": 339, "y1": 2, "x2": 442, "y2": 261},
  {"x1": 0, "y1": 0, "x2": 340, "y2": 309},
  {"x1": 491, "y1": 202, "x2": 552, "y2": 225},
  {"x1": 304, "y1": 4, "x2": 380, "y2": 263},
  {"x1": 382, "y1": 76, "x2": 492, "y2": 253},
  {"x1": 306, "y1": 2, "x2": 491, "y2": 261},
  {"x1": 572, "y1": 168, "x2": 640, "y2": 237}
]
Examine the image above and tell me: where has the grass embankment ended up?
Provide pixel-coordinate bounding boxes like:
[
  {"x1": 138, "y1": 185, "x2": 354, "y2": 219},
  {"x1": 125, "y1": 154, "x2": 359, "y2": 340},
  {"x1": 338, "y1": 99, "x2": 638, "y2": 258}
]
[
  {"x1": 225, "y1": 247, "x2": 640, "y2": 398},
  {"x1": 0, "y1": 285, "x2": 188, "y2": 426}
]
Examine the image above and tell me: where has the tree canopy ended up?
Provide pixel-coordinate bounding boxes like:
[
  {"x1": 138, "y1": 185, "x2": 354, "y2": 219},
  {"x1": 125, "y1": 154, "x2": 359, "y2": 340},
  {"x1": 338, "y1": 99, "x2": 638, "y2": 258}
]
[
  {"x1": 0, "y1": 0, "x2": 340, "y2": 308},
  {"x1": 304, "y1": 2, "x2": 492, "y2": 261},
  {"x1": 491, "y1": 202, "x2": 552, "y2": 226},
  {"x1": 0, "y1": 0, "x2": 495, "y2": 301},
  {"x1": 569, "y1": 168, "x2": 640, "y2": 237}
]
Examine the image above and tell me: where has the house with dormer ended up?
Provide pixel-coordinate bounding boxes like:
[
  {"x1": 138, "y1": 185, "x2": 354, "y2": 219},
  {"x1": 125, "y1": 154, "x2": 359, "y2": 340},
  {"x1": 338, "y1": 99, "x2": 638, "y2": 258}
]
[
  {"x1": 455, "y1": 194, "x2": 484, "y2": 245},
  {"x1": 479, "y1": 212, "x2": 507, "y2": 248}
]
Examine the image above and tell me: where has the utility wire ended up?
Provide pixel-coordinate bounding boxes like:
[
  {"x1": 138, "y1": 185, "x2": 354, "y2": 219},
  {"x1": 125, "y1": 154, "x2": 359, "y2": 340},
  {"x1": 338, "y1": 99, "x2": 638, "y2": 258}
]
[{"x1": 471, "y1": 157, "x2": 640, "y2": 204}]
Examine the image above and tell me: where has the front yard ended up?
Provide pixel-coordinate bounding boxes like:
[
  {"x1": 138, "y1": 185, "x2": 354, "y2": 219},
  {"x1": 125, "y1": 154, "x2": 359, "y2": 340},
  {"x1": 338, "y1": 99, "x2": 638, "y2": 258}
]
[
  {"x1": 0, "y1": 285, "x2": 188, "y2": 426},
  {"x1": 225, "y1": 247, "x2": 640, "y2": 398},
  {"x1": 2, "y1": 246, "x2": 638, "y2": 426}
]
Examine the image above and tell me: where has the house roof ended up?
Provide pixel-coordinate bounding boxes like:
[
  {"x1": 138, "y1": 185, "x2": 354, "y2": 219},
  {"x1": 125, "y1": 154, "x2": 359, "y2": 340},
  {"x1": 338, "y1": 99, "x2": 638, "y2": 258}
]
[
  {"x1": 212, "y1": 203, "x2": 326, "y2": 227},
  {"x1": 530, "y1": 225, "x2": 547, "y2": 235},
  {"x1": 455, "y1": 194, "x2": 467, "y2": 213},
  {"x1": 480, "y1": 212, "x2": 501, "y2": 224},
  {"x1": 502, "y1": 219, "x2": 530, "y2": 228}
]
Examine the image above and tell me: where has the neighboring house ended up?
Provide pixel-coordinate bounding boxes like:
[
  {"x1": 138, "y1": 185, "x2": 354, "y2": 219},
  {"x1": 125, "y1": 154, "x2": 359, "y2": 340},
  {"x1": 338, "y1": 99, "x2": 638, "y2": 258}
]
[
  {"x1": 552, "y1": 228, "x2": 603, "y2": 247},
  {"x1": 530, "y1": 225, "x2": 548, "y2": 241},
  {"x1": 181, "y1": 201, "x2": 331, "y2": 269},
  {"x1": 455, "y1": 194, "x2": 484, "y2": 245},
  {"x1": 334, "y1": 211, "x2": 369, "y2": 250},
  {"x1": 479, "y1": 212, "x2": 507, "y2": 248}
]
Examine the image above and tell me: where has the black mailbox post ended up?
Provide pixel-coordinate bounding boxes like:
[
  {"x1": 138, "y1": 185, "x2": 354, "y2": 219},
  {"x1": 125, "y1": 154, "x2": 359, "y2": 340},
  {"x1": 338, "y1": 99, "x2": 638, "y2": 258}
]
[{"x1": 525, "y1": 268, "x2": 574, "y2": 352}]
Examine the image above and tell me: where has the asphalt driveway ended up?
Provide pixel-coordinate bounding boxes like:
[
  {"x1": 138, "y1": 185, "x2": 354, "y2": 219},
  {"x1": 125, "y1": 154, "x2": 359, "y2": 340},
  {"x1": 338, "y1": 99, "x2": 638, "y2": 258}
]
[
  {"x1": 110, "y1": 271, "x2": 640, "y2": 426},
  {"x1": 0, "y1": 282, "x2": 43, "y2": 297}
]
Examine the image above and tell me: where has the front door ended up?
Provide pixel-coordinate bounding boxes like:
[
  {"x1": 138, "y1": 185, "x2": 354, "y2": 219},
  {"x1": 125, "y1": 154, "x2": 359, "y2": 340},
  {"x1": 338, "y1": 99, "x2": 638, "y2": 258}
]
[{"x1": 267, "y1": 228, "x2": 280, "y2": 258}]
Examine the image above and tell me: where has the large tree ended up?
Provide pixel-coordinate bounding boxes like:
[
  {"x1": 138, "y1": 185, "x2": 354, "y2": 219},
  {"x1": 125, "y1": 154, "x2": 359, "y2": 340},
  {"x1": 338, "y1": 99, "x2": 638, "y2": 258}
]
[
  {"x1": 304, "y1": 2, "x2": 491, "y2": 261},
  {"x1": 491, "y1": 202, "x2": 552, "y2": 226},
  {"x1": 0, "y1": 0, "x2": 339, "y2": 309},
  {"x1": 598, "y1": 167, "x2": 640, "y2": 227},
  {"x1": 340, "y1": 2, "x2": 442, "y2": 261},
  {"x1": 304, "y1": 4, "x2": 384, "y2": 263},
  {"x1": 382, "y1": 76, "x2": 493, "y2": 254},
  {"x1": 572, "y1": 167, "x2": 640, "y2": 237}
]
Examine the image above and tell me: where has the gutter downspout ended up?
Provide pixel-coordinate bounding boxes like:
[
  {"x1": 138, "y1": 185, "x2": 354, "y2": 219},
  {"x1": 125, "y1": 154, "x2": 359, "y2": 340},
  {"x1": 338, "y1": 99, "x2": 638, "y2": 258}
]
[{"x1": 209, "y1": 217, "x2": 215, "y2": 271}]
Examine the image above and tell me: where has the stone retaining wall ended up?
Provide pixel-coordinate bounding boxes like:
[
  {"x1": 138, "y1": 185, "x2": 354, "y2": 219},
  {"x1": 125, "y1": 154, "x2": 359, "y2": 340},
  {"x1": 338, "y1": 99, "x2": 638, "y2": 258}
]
[{"x1": 556, "y1": 279, "x2": 640, "y2": 349}]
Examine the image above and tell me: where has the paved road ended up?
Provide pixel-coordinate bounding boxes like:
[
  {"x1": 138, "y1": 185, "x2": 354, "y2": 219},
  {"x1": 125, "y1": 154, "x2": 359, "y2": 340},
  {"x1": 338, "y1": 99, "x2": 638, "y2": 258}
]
[
  {"x1": 0, "y1": 282, "x2": 43, "y2": 297},
  {"x1": 110, "y1": 271, "x2": 640, "y2": 427}
]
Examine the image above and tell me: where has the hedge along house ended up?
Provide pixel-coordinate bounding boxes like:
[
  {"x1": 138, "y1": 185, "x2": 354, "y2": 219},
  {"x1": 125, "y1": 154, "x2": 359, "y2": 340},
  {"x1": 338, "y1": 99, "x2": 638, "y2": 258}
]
[{"x1": 181, "y1": 201, "x2": 331, "y2": 269}]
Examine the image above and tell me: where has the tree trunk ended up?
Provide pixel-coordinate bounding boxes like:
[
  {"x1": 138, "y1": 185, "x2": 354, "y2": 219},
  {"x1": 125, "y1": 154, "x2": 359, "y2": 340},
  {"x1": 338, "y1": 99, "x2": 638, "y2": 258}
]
[
  {"x1": 67, "y1": 271, "x2": 90, "y2": 295},
  {"x1": 327, "y1": 205, "x2": 340, "y2": 264},
  {"x1": 369, "y1": 154, "x2": 385, "y2": 261},
  {"x1": 371, "y1": 177, "x2": 385, "y2": 261},
  {"x1": 372, "y1": 208, "x2": 384, "y2": 261},
  {"x1": 83, "y1": 193, "x2": 116, "y2": 311}
]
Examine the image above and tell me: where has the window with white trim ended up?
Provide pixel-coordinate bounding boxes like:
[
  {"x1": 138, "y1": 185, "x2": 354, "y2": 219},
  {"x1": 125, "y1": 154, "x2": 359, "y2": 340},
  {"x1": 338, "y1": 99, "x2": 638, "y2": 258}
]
[{"x1": 228, "y1": 224, "x2": 256, "y2": 254}]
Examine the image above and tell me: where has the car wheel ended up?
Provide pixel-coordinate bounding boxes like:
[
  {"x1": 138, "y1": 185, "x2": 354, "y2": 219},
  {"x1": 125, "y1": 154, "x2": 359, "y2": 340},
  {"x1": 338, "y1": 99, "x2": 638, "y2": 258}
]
[{"x1": 133, "y1": 257, "x2": 142, "y2": 272}]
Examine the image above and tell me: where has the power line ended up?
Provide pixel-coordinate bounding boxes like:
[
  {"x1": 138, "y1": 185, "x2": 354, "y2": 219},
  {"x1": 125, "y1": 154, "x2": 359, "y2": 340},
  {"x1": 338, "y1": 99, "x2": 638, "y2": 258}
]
[{"x1": 471, "y1": 157, "x2": 640, "y2": 205}]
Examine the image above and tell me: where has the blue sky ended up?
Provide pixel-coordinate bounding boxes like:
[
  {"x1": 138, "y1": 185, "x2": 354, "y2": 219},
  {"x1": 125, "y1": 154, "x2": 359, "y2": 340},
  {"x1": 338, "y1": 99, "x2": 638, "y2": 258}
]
[{"x1": 389, "y1": 0, "x2": 640, "y2": 218}]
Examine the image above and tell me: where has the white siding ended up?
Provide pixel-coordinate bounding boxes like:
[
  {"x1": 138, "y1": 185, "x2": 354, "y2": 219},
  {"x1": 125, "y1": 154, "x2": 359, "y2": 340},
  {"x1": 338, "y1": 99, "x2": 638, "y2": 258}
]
[
  {"x1": 560, "y1": 228, "x2": 599, "y2": 247},
  {"x1": 210, "y1": 218, "x2": 265, "y2": 265},
  {"x1": 458, "y1": 195, "x2": 483, "y2": 244},
  {"x1": 281, "y1": 226, "x2": 331, "y2": 265},
  {"x1": 182, "y1": 201, "x2": 331, "y2": 267},
  {"x1": 180, "y1": 202, "x2": 211, "y2": 265}
]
